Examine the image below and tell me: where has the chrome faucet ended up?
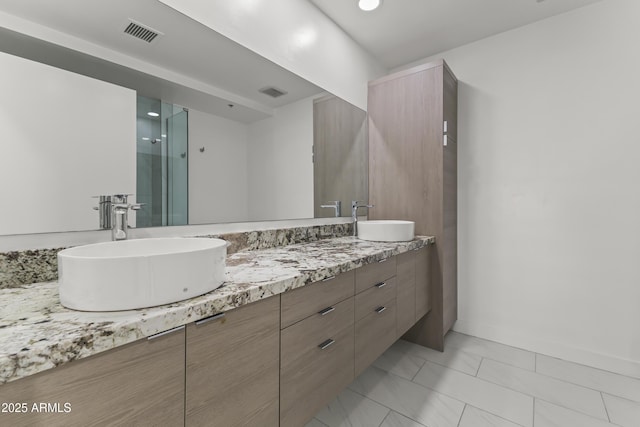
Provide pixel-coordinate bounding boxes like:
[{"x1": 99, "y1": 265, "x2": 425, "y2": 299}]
[
  {"x1": 110, "y1": 194, "x2": 142, "y2": 241},
  {"x1": 351, "y1": 200, "x2": 373, "y2": 236},
  {"x1": 320, "y1": 200, "x2": 342, "y2": 217}
]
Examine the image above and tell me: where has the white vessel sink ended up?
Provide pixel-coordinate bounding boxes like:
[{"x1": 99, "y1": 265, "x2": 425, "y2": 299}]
[
  {"x1": 357, "y1": 220, "x2": 415, "y2": 242},
  {"x1": 58, "y1": 238, "x2": 226, "y2": 311}
]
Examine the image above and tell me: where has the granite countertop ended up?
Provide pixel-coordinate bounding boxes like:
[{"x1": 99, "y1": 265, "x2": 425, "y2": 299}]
[{"x1": 0, "y1": 235, "x2": 434, "y2": 385}]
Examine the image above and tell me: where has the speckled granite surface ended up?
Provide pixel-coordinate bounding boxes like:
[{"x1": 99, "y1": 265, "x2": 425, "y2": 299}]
[
  {"x1": 0, "y1": 223, "x2": 353, "y2": 289},
  {"x1": 0, "y1": 235, "x2": 433, "y2": 384}
]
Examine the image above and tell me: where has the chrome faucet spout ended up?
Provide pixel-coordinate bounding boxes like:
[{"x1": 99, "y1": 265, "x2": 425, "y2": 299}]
[
  {"x1": 320, "y1": 200, "x2": 342, "y2": 217},
  {"x1": 351, "y1": 200, "x2": 373, "y2": 237},
  {"x1": 108, "y1": 194, "x2": 142, "y2": 241}
]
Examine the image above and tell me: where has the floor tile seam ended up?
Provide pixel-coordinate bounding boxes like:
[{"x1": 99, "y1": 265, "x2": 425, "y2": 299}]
[
  {"x1": 532, "y1": 398, "x2": 536, "y2": 427},
  {"x1": 524, "y1": 365, "x2": 640, "y2": 403},
  {"x1": 406, "y1": 355, "x2": 484, "y2": 381},
  {"x1": 464, "y1": 403, "x2": 530, "y2": 427},
  {"x1": 600, "y1": 391, "x2": 612, "y2": 423},
  {"x1": 479, "y1": 356, "x2": 632, "y2": 401},
  {"x1": 345, "y1": 385, "x2": 404, "y2": 416},
  {"x1": 416, "y1": 357, "x2": 533, "y2": 402},
  {"x1": 398, "y1": 344, "x2": 482, "y2": 369},
  {"x1": 447, "y1": 333, "x2": 538, "y2": 358},
  {"x1": 476, "y1": 363, "x2": 610, "y2": 419},
  {"x1": 475, "y1": 356, "x2": 486, "y2": 377},
  {"x1": 349, "y1": 370, "x2": 469, "y2": 424},
  {"x1": 535, "y1": 399, "x2": 626, "y2": 427},
  {"x1": 382, "y1": 409, "x2": 428, "y2": 427},
  {"x1": 456, "y1": 404, "x2": 467, "y2": 427},
  {"x1": 536, "y1": 353, "x2": 640, "y2": 382},
  {"x1": 444, "y1": 343, "x2": 536, "y2": 372},
  {"x1": 480, "y1": 380, "x2": 610, "y2": 424},
  {"x1": 341, "y1": 385, "x2": 396, "y2": 414},
  {"x1": 350, "y1": 383, "x2": 441, "y2": 427},
  {"x1": 410, "y1": 369, "x2": 534, "y2": 424},
  {"x1": 375, "y1": 407, "x2": 392, "y2": 427}
]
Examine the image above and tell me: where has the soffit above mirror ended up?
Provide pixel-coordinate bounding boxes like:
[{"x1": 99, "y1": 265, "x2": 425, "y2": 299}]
[{"x1": 0, "y1": 0, "x2": 324, "y2": 123}]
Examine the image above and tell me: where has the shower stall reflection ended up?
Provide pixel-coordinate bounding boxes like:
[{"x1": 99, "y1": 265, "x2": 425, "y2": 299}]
[{"x1": 136, "y1": 95, "x2": 188, "y2": 227}]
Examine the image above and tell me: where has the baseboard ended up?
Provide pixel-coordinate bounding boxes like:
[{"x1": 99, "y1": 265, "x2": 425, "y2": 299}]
[{"x1": 453, "y1": 319, "x2": 640, "y2": 379}]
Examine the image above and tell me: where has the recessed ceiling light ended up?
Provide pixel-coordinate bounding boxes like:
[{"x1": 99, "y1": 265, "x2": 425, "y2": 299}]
[
  {"x1": 147, "y1": 112, "x2": 159, "y2": 117},
  {"x1": 359, "y1": 0, "x2": 381, "y2": 11}
]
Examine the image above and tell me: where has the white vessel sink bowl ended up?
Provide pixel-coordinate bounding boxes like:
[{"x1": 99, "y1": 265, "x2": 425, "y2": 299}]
[
  {"x1": 58, "y1": 238, "x2": 226, "y2": 311},
  {"x1": 358, "y1": 220, "x2": 415, "y2": 242}
]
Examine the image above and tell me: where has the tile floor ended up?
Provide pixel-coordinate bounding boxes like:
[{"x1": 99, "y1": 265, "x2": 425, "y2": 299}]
[{"x1": 307, "y1": 332, "x2": 640, "y2": 427}]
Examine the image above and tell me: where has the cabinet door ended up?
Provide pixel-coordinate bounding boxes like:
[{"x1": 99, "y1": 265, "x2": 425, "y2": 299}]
[
  {"x1": 185, "y1": 297, "x2": 280, "y2": 427},
  {"x1": 396, "y1": 250, "x2": 417, "y2": 337},
  {"x1": 0, "y1": 327, "x2": 185, "y2": 427},
  {"x1": 416, "y1": 245, "x2": 432, "y2": 319}
]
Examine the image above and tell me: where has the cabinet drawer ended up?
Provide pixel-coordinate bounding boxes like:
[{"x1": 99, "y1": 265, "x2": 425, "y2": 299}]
[
  {"x1": 281, "y1": 297, "x2": 354, "y2": 368},
  {"x1": 355, "y1": 276, "x2": 397, "y2": 321},
  {"x1": 186, "y1": 297, "x2": 280, "y2": 427},
  {"x1": 281, "y1": 269, "x2": 355, "y2": 328},
  {"x1": 355, "y1": 257, "x2": 396, "y2": 293},
  {"x1": 355, "y1": 297, "x2": 397, "y2": 376},
  {"x1": 280, "y1": 324, "x2": 354, "y2": 427}
]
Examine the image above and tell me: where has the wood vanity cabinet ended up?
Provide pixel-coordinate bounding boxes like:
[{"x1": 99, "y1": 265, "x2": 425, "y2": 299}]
[
  {"x1": 185, "y1": 296, "x2": 280, "y2": 427},
  {"x1": 396, "y1": 250, "x2": 417, "y2": 337},
  {"x1": 415, "y1": 245, "x2": 432, "y2": 319},
  {"x1": 369, "y1": 59, "x2": 458, "y2": 351},
  {"x1": 279, "y1": 271, "x2": 355, "y2": 427},
  {"x1": 354, "y1": 257, "x2": 398, "y2": 376},
  {"x1": 0, "y1": 326, "x2": 185, "y2": 427},
  {"x1": 397, "y1": 246, "x2": 433, "y2": 338}
]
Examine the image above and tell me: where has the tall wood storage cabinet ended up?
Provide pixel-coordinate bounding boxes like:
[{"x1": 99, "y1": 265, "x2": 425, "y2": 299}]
[{"x1": 368, "y1": 59, "x2": 457, "y2": 351}]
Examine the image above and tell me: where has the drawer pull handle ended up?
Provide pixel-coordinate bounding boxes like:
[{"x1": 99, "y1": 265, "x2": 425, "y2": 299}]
[
  {"x1": 318, "y1": 339, "x2": 335, "y2": 350},
  {"x1": 318, "y1": 306, "x2": 335, "y2": 316},
  {"x1": 322, "y1": 275, "x2": 336, "y2": 282},
  {"x1": 375, "y1": 306, "x2": 387, "y2": 314},
  {"x1": 148, "y1": 325, "x2": 185, "y2": 340},
  {"x1": 195, "y1": 312, "x2": 225, "y2": 326},
  {"x1": 375, "y1": 282, "x2": 387, "y2": 289}
]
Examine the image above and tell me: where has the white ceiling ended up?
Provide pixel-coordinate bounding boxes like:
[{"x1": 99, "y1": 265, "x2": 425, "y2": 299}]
[
  {"x1": 0, "y1": 0, "x2": 604, "y2": 119},
  {"x1": 309, "y1": 0, "x2": 604, "y2": 69}
]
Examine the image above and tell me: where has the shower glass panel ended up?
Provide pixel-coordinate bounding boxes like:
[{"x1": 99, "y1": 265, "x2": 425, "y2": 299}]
[{"x1": 136, "y1": 95, "x2": 188, "y2": 227}]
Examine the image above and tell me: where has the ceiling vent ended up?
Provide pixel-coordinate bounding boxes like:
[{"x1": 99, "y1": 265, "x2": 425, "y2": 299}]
[
  {"x1": 259, "y1": 87, "x2": 288, "y2": 98},
  {"x1": 123, "y1": 19, "x2": 163, "y2": 43}
]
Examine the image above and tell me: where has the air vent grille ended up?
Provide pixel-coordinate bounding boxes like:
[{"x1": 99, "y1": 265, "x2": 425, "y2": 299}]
[
  {"x1": 123, "y1": 20, "x2": 162, "y2": 43},
  {"x1": 259, "y1": 87, "x2": 288, "y2": 98}
]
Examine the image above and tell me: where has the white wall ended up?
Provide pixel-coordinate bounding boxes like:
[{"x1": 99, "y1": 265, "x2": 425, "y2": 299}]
[
  {"x1": 0, "y1": 51, "x2": 135, "y2": 235},
  {"x1": 398, "y1": 0, "x2": 640, "y2": 376},
  {"x1": 188, "y1": 110, "x2": 250, "y2": 224},
  {"x1": 247, "y1": 96, "x2": 315, "y2": 221},
  {"x1": 157, "y1": 0, "x2": 385, "y2": 110}
]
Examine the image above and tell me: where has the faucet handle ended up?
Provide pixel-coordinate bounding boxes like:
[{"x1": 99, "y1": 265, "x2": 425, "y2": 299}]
[
  {"x1": 352, "y1": 200, "x2": 374, "y2": 208},
  {"x1": 130, "y1": 203, "x2": 144, "y2": 211}
]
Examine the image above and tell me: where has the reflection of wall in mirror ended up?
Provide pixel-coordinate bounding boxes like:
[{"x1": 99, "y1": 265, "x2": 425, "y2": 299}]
[
  {"x1": 188, "y1": 94, "x2": 316, "y2": 225},
  {"x1": 0, "y1": 51, "x2": 136, "y2": 236}
]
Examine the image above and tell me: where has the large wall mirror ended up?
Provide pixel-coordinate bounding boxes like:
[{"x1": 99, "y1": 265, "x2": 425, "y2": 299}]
[{"x1": 0, "y1": 0, "x2": 367, "y2": 236}]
